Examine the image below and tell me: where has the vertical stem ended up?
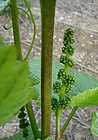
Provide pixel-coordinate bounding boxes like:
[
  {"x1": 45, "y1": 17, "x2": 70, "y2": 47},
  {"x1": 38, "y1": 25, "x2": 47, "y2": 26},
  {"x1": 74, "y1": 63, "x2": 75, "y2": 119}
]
[
  {"x1": 40, "y1": 0, "x2": 56, "y2": 139},
  {"x1": 26, "y1": 102, "x2": 40, "y2": 140},
  {"x1": 10, "y1": 0, "x2": 22, "y2": 60},
  {"x1": 55, "y1": 109, "x2": 62, "y2": 140}
]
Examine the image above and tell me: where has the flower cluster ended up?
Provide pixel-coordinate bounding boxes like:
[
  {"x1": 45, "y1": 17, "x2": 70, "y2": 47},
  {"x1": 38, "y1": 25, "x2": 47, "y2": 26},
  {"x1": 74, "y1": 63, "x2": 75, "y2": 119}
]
[
  {"x1": 51, "y1": 28, "x2": 75, "y2": 111},
  {"x1": 18, "y1": 107, "x2": 29, "y2": 137},
  {"x1": 53, "y1": 81, "x2": 61, "y2": 94},
  {"x1": 60, "y1": 55, "x2": 75, "y2": 67},
  {"x1": 51, "y1": 95, "x2": 70, "y2": 111}
]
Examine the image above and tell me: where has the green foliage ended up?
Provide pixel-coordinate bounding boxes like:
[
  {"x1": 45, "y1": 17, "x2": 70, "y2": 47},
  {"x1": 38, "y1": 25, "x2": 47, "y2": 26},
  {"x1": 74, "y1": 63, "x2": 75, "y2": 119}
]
[
  {"x1": 91, "y1": 112, "x2": 98, "y2": 137},
  {"x1": 0, "y1": 0, "x2": 10, "y2": 14},
  {"x1": 70, "y1": 87, "x2": 98, "y2": 106},
  {"x1": 70, "y1": 71, "x2": 98, "y2": 97},
  {"x1": 0, "y1": 46, "x2": 36, "y2": 125},
  {"x1": 29, "y1": 57, "x2": 98, "y2": 107},
  {"x1": 2, "y1": 126, "x2": 35, "y2": 140}
]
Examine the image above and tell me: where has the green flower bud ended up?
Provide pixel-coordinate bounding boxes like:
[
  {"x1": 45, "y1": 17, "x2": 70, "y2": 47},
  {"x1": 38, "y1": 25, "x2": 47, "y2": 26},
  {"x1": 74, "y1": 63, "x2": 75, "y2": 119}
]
[
  {"x1": 51, "y1": 98, "x2": 59, "y2": 111},
  {"x1": 57, "y1": 69, "x2": 65, "y2": 79},
  {"x1": 18, "y1": 112, "x2": 26, "y2": 118},
  {"x1": 53, "y1": 81, "x2": 61, "y2": 94},
  {"x1": 60, "y1": 55, "x2": 75, "y2": 67}
]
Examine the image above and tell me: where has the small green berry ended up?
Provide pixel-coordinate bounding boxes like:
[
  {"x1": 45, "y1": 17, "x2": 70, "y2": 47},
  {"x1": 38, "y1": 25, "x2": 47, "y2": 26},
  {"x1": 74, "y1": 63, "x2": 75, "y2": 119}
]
[{"x1": 53, "y1": 81, "x2": 61, "y2": 94}]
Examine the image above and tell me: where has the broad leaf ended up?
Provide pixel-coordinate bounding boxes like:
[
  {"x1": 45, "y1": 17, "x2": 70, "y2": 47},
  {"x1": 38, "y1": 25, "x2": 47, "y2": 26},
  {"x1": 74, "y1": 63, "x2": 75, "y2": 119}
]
[
  {"x1": 70, "y1": 71, "x2": 98, "y2": 97},
  {"x1": 91, "y1": 112, "x2": 98, "y2": 137},
  {"x1": 0, "y1": 46, "x2": 36, "y2": 125},
  {"x1": 29, "y1": 57, "x2": 62, "y2": 84},
  {"x1": 70, "y1": 87, "x2": 98, "y2": 106},
  {"x1": 29, "y1": 58, "x2": 98, "y2": 99},
  {"x1": 1, "y1": 126, "x2": 35, "y2": 140}
]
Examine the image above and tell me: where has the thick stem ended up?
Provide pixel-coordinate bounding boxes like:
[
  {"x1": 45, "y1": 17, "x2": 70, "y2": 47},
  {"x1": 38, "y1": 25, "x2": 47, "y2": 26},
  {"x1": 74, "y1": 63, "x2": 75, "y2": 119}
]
[
  {"x1": 26, "y1": 102, "x2": 40, "y2": 140},
  {"x1": 61, "y1": 107, "x2": 78, "y2": 138},
  {"x1": 55, "y1": 109, "x2": 62, "y2": 140},
  {"x1": 40, "y1": 0, "x2": 56, "y2": 139},
  {"x1": 10, "y1": 0, "x2": 22, "y2": 61}
]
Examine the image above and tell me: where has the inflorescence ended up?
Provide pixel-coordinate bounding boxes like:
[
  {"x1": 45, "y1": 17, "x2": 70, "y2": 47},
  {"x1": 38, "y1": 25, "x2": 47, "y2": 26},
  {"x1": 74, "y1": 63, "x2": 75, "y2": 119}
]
[
  {"x1": 18, "y1": 107, "x2": 29, "y2": 138},
  {"x1": 51, "y1": 28, "x2": 76, "y2": 111}
]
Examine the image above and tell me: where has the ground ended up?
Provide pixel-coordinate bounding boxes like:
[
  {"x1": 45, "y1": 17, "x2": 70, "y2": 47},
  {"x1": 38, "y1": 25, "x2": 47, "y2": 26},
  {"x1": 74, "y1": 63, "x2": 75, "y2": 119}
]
[{"x1": 0, "y1": 0, "x2": 98, "y2": 139}]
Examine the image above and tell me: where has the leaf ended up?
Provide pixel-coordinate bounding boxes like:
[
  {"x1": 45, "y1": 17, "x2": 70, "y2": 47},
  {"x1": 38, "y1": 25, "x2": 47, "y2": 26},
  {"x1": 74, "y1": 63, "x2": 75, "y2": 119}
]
[
  {"x1": 0, "y1": 0, "x2": 10, "y2": 14},
  {"x1": 29, "y1": 57, "x2": 63, "y2": 106},
  {"x1": 90, "y1": 112, "x2": 98, "y2": 137},
  {"x1": 0, "y1": 46, "x2": 36, "y2": 125},
  {"x1": 29, "y1": 58, "x2": 98, "y2": 98},
  {"x1": 1, "y1": 126, "x2": 35, "y2": 140},
  {"x1": 29, "y1": 57, "x2": 62, "y2": 84},
  {"x1": 69, "y1": 70, "x2": 98, "y2": 97},
  {"x1": 70, "y1": 87, "x2": 98, "y2": 106},
  {"x1": 29, "y1": 71, "x2": 40, "y2": 86}
]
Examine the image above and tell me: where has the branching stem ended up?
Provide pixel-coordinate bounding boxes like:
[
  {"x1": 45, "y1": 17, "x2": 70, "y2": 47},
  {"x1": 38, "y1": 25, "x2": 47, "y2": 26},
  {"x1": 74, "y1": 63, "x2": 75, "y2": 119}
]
[
  {"x1": 55, "y1": 109, "x2": 62, "y2": 140},
  {"x1": 61, "y1": 107, "x2": 78, "y2": 138}
]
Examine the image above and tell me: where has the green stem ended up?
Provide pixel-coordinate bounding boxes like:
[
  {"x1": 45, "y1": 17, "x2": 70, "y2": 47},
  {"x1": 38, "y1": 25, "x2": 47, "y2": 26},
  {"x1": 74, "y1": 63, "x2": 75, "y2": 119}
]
[
  {"x1": 26, "y1": 102, "x2": 40, "y2": 140},
  {"x1": 55, "y1": 109, "x2": 62, "y2": 140},
  {"x1": 40, "y1": 0, "x2": 56, "y2": 139},
  {"x1": 61, "y1": 107, "x2": 78, "y2": 138},
  {"x1": 10, "y1": 0, "x2": 22, "y2": 61},
  {"x1": 23, "y1": 0, "x2": 36, "y2": 61}
]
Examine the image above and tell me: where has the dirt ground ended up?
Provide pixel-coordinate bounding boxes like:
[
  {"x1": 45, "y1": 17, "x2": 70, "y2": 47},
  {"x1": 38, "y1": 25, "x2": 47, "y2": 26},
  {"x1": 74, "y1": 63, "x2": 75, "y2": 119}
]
[{"x1": 0, "y1": 0, "x2": 98, "y2": 139}]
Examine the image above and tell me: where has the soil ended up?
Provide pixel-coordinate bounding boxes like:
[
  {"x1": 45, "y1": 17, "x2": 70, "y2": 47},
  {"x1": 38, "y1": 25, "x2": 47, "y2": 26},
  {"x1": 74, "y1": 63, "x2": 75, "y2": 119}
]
[{"x1": 0, "y1": 0, "x2": 98, "y2": 140}]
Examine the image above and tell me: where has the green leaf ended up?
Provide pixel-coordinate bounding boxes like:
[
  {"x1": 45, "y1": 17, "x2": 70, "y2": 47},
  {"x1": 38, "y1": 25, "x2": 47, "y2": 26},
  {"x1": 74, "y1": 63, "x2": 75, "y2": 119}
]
[
  {"x1": 91, "y1": 112, "x2": 98, "y2": 137},
  {"x1": 1, "y1": 126, "x2": 35, "y2": 140},
  {"x1": 29, "y1": 58, "x2": 98, "y2": 97},
  {"x1": 29, "y1": 57, "x2": 62, "y2": 106},
  {"x1": 70, "y1": 71, "x2": 98, "y2": 97},
  {"x1": 0, "y1": 46, "x2": 36, "y2": 125},
  {"x1": 29, "y1": 57, "x2": 62, "y2": 84},
  {"x1": 0, "y1": 0, "x2": 10, "y2": 13},
  {"x1": 70, "y1": 87, "x2": 98, "y2": 106}
]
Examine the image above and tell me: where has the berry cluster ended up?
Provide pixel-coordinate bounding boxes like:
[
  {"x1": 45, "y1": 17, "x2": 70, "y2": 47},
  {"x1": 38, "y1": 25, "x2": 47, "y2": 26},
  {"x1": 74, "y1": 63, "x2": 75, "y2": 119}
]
[
  {"x1": 60, "y1": 55, "x2": 75, "y2": 67},
  {"x1": 63, "y1": 28, "x2": 75, "y2": 53},
  {"x1": 51, "y1": 95, "x2": 71, "y2": 111},
  {"x1": 52, "y1": 28, "x2": 75, "y2": 111},
  {"x1": 53, "y1": 81, "x2": 61, "y2": 94},
  {"x1": 60, "y1": 95, "x2": 70, "y2": 109},
  {"x1": 57, "y1": 69, "x2": 75, "y2": 93},
  {"x1": 18, "y1": 107, "x2": 29, "y2": 137},
  {"x1": 62, "y1": 46, "x2": 75, "y2": 56},
  {"x1": 63, "y1": 74, "x2": 75, "y2": 86},
  {"x1": 51, "y1": 98, "x2": 59, "y2": 111},
  {"x1": 63, "y1": 29, "x2": 75, "y2": 56}
]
